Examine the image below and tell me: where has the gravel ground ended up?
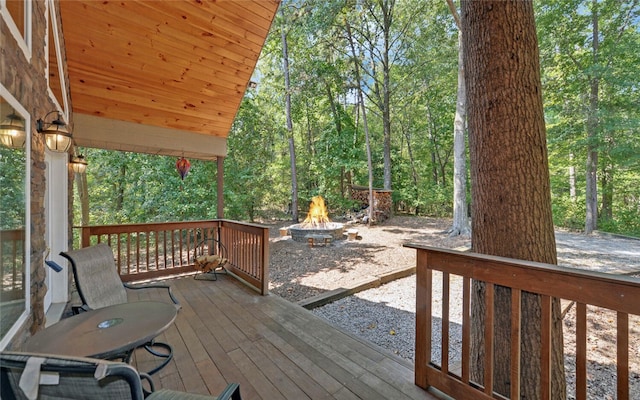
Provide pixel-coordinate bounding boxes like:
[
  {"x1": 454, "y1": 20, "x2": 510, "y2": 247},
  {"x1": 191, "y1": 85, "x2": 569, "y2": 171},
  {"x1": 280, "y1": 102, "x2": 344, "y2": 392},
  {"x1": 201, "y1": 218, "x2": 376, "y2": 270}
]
[{"x1": 264, "y1": 215, "x2": 640, "y2": 399}]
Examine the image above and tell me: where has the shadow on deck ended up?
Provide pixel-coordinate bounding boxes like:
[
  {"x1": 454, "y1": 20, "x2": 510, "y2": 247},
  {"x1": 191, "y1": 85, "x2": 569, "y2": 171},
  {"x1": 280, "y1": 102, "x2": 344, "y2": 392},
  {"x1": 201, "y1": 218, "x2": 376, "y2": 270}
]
[{"x1": 129, "y1": 273, "x2": 439, "y2": 400}]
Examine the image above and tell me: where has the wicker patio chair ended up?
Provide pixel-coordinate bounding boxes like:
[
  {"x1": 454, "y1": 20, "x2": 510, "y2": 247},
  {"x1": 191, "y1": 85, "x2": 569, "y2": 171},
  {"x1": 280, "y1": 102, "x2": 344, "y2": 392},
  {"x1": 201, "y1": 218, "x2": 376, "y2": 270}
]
[
  {"x1": 60, "y1": 243, "x2": 180, "y2": 374},
  {"x1": 0, "y1": 351, "x2": 242, "y2": 400},
  {"x1": 60, "y1": 243, "x2": 180, "y2": 313}
]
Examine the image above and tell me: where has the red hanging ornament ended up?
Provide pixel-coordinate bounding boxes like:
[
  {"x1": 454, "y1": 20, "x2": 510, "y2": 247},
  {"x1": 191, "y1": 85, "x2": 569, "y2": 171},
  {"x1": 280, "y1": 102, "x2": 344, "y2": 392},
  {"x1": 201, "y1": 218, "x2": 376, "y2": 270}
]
[{"x1": 176, "y1": 157, "x2": 191, "y2": 180}]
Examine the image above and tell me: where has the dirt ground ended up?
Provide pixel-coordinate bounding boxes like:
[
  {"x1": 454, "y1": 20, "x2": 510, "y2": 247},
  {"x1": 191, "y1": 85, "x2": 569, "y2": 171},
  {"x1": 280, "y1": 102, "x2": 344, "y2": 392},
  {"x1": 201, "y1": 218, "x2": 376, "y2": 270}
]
[
  {"x1": 266, "y1": 216, "x2": 469, "y2": 302},
  {"x1": 265, "y1": 215, "x2": 640, "y2": 302}
]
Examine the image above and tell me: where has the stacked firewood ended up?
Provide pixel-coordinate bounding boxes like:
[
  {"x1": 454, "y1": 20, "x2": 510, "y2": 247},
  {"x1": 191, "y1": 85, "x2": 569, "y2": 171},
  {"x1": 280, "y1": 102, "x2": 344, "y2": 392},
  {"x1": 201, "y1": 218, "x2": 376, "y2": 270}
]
[
  {"x1": 349, "y1": 186, "x2": 393, "y2": 224},
  {"x1": 194, "y1": 254, "x2": 227, "y2": 272}
]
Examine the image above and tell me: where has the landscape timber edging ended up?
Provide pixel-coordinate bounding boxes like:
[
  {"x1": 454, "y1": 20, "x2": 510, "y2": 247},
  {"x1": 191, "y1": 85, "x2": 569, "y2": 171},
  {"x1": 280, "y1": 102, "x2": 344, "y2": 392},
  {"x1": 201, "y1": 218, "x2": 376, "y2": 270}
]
[{"x1": 297, "y1": 265, "x2": 416, "y2": 310}]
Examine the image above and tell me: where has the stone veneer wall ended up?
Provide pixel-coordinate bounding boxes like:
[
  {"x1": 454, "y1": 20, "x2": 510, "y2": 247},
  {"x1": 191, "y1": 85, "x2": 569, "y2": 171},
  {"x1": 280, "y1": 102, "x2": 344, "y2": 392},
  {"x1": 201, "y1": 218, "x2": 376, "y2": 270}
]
[{"x1": 1, "y1": 0, "x2": 74, "y2": 348}]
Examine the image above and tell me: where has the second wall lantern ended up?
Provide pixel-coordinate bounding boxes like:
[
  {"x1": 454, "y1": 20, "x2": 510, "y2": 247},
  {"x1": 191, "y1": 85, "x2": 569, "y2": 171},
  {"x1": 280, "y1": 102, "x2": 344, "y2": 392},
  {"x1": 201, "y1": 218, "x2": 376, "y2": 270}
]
[{"x1": 0, "y1": 111, "x2": 26, "y2": 149}]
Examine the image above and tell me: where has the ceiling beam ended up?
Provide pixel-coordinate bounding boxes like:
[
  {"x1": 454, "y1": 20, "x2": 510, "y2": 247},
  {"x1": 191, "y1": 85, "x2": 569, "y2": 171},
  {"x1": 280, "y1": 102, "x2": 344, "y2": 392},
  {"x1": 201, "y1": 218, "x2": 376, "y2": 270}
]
[{"x1": 73, "y1": 114, "x2": 227, "y2": 161}]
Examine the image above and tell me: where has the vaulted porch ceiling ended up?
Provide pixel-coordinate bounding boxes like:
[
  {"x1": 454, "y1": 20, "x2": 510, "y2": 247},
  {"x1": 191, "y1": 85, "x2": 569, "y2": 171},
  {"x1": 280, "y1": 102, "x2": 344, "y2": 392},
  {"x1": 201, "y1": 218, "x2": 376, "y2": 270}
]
[{"x1": 60, "y1": 1, "x2": 280, "y2": 160}]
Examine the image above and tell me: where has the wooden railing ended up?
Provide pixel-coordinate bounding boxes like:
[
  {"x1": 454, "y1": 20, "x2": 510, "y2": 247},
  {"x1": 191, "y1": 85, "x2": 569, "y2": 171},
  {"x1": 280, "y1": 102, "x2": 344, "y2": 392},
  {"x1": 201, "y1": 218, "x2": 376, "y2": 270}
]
[
  {"x1": 405, "y1": 244, "x2": 640, "y2": 400},
  {"x1": 0, "y1": 228, "x2": 25, "y2": 301},
  {"x1": 78, "y1": 220, "x2": 269, "y2": 294}
]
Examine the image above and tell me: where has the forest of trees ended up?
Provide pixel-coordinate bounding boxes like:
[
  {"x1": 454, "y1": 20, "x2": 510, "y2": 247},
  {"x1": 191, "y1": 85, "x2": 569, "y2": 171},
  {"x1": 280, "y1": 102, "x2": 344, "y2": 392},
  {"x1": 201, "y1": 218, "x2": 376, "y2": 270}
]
[{"x1": 75, "y1": 0, "x2": 640, "y2": 237}]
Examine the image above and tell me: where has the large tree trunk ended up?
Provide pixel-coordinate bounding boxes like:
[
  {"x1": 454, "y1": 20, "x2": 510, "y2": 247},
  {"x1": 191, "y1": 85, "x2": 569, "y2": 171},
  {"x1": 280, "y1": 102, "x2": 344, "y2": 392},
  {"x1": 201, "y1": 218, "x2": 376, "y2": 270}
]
[
  {"x1": 462, "y1": 1, "x2": 566, "y2": 398},
  {"x1": 281, "y1": 7, "x2": 299, "y2": 223}
]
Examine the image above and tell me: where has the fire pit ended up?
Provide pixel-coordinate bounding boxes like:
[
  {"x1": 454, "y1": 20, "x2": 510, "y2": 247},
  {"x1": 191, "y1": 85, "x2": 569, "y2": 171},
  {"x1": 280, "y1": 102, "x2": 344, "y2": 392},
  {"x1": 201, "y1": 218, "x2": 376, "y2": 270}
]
[
  {"x1": 289, "y1": 196, "x2": 344, "y2": 243},
  {"x1": 289, "y1": 222, "x2": 344, "y2": 242}
]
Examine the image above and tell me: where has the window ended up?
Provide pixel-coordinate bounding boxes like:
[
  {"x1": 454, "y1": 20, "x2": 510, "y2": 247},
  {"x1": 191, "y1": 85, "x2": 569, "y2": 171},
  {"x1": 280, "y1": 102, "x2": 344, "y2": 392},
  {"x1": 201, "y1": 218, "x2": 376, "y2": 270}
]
[
  {"x1": 0, "y1": 0, "x2": 32, "y2": 59},
  {"x1": 0, "y1": 88, "x2": 30, "y2": 349}
]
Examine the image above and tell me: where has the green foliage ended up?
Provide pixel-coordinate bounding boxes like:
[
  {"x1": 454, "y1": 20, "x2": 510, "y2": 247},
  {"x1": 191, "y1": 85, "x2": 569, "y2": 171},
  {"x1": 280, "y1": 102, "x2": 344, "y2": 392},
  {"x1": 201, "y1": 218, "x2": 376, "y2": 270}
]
[
  {"x1": 538, "y1": 0, "x2": 640, "y2": 236},
  {"x1": 0, "y1": 146, "x2": 26, "y2": 229},
  {"x1": 77, "y1": 148, "x2": 218, "y2": 225},
  {"x1": 552, "y1": 198, "x2": 585, "y2": 231},
  {"x1": 76, "y1": 0, "x2": 639, "y2": 237}
]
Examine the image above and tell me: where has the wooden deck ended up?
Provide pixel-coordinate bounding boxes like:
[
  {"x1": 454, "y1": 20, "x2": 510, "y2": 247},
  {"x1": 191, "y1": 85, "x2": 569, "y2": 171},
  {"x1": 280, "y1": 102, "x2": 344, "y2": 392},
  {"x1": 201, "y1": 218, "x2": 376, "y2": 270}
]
[{"x1": 128, "y1": 273, "x2": 439, "y2": 400}]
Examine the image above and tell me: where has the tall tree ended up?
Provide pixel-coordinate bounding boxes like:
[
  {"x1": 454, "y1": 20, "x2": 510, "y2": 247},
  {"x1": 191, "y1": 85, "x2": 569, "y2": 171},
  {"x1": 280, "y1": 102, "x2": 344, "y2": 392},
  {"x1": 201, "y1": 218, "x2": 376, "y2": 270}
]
[
  {"x1": 462, "y1": 1, "x2": 565, "y2": 398},
  {"x1": 366, "y1": 0, "x2": 395, "y2": 190},
  {"x1": 349, "y1": 0, "x2": 429, "y2": 191},
  {"x1": 446, "y1": 0, "x2": 470, "y2": 236},
  {"x1": 346, "y1": 19, "x2": 375, "y2": 225},
  {"x1": 584, "y1": 0, "x2": 600, "y2": 234},
  {"x1": 280, "y1": 5, "x2": 299, "y2": 222}
]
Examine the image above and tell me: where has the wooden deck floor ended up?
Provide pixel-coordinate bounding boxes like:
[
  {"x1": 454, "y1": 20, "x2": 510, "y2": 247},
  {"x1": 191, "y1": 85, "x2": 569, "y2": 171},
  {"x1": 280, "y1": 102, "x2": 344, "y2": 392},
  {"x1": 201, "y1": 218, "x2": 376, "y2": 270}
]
[{"x1": 129, "y1": 273, "x2": 439, "y2": 400}]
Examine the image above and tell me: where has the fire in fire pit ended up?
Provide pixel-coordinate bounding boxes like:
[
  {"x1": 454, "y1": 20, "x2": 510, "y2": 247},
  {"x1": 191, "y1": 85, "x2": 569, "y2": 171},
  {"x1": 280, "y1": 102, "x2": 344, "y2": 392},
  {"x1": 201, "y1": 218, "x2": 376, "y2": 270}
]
[{"x1": 288, "y1": 196, "x2": 344, "y2": 242}]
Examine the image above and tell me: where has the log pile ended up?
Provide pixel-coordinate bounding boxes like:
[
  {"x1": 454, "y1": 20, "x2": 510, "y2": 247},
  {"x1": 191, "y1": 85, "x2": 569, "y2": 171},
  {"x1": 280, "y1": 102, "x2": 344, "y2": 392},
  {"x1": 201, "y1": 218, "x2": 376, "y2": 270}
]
[{"x1": 349, "y1": 185, "x2": 393, "y2": 224}]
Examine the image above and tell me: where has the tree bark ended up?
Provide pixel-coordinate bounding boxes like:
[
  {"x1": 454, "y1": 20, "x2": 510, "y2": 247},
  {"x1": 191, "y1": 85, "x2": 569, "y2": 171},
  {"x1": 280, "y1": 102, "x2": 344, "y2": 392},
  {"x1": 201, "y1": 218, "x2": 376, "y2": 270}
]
[
  {"x1": 462, "y1": 1, "x2": 565, "y2": 398},
  {"x1": 569, "y1": 153, "x2": 576, "y2": 202},
  {"x1": 447, "y1": 1, "x2": 470, "y2": 236},
  {"x1": 600, "y1": 163, "x2": 613, "y2": 221},
  {"x1": 449, "y1": 33, "x2": 470, "y2": 236},
  {"x1": 585, "y1": 0, "x2": 600, "y2": 234}
]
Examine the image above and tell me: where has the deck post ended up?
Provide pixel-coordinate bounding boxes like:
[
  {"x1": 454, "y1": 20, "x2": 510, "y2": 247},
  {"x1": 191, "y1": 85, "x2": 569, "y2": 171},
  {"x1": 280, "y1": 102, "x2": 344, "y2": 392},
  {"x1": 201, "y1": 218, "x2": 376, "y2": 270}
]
[{"x1": 217, "y1": 156, "x2": 224, "y2": 219}]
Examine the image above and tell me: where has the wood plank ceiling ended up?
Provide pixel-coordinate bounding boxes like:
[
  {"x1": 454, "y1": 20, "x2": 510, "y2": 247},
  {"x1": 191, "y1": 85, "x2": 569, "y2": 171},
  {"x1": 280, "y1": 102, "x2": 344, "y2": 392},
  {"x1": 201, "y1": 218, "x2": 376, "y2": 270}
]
[{"x1": 60, "y1": 1, "x2": 279, "y2": 160}]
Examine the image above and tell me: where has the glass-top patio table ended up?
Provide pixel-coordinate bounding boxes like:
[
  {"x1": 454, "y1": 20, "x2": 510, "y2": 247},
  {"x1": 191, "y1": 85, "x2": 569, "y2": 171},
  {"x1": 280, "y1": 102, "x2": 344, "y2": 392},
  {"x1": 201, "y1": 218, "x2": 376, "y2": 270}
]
[{"x1": 24, "y1": 301, "x2": 177, "y2": 373}]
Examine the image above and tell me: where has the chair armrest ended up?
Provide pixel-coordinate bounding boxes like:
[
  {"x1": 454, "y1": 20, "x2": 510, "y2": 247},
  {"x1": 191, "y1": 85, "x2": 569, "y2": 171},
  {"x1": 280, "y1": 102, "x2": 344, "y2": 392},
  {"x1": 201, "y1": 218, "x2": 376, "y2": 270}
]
[{"x1": 123, "y1": 282, "x2": 181, "y2": 309}]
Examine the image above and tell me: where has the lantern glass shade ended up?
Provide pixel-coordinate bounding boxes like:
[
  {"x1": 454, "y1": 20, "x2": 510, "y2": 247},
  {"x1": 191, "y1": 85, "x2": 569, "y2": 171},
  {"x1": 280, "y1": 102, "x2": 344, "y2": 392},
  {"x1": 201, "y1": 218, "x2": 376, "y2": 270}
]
[
  {"x1": 37, "y1": 112, "x2": 73, "y2": 153},
  {"x1": 70, "y1": 154, "x2": 87, "y2": 174},
  {"x1": 43, "y1": 125, "x2": 72, "y2": 153},
  {"x1": 0, "y1": 113, "x2": 26, "y2": 149}
]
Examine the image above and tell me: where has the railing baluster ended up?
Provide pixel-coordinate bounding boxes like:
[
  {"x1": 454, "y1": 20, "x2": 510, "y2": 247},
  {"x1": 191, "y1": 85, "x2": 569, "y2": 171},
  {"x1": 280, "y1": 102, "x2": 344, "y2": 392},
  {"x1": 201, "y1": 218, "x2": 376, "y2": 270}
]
[
  {"x1": 136, "y1": 231, "x2": 140, "y2": 272},
  {"x1": 126, "y1": 233, "x2": 132, "y2": 274},
  {"x1": 617, "y1": 311, "x2": 629, "y2": 400},
  {"x1": 180, "y1": 229, "x2": 185, "y2": 266},
  {"x1": 576, "y1": 302, "x2": 587, "y2": 400},
  {"x1": 461, "y1": 276, "x2": 471, "y2": 384},
  {"x1": 510, "y1": 288, "x2": 521, "y2": 399},
  {"x1": 145, "y1": 230, "x2": 150, "y2": 271},
  {"x1": 541, "y1": 295, "x2": 552, "y2": 400},
  {"x1": 484, "y1": 283, "x2": 494, "y2": 396},
  {"x1": 442, "y1": 272, "x2": 450, "y2": 374},
  {"x1": 415, "y1": 249, "x2": 431, "y2": 389},
  {"x1": 163, "y1": 230, "x2": 167, "y2": 269}
]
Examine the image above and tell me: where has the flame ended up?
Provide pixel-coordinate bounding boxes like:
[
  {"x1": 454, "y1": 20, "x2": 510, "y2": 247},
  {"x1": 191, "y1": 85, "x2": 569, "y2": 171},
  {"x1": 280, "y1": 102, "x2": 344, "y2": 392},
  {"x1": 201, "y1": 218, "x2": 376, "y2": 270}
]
[{"x1": 302, "y1": 196, "x2": 331, "y2": 227}]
